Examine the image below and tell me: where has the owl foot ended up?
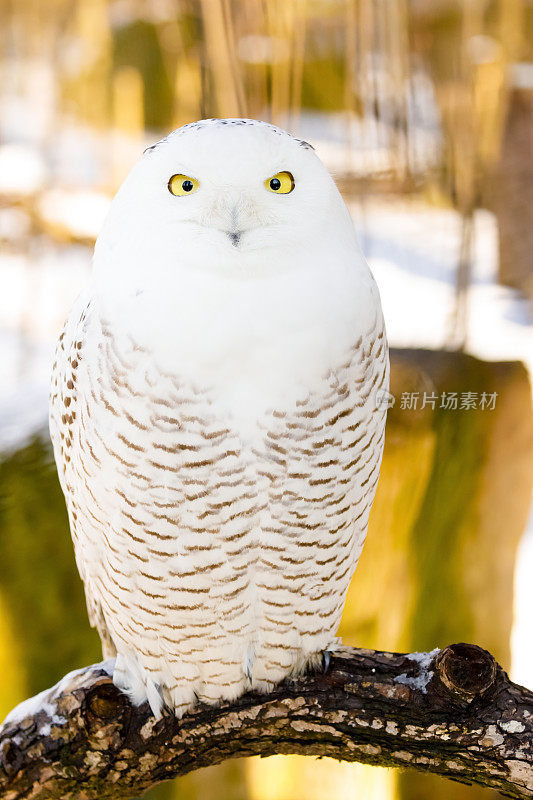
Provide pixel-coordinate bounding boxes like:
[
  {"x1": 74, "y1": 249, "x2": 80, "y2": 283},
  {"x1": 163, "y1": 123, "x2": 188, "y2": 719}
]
[
  {"x1": 305, "y1": 649, "x2": 331, "y2": 676},
  {"x1": 315, "y1": 637, "x2": 341, "y2": 675}
]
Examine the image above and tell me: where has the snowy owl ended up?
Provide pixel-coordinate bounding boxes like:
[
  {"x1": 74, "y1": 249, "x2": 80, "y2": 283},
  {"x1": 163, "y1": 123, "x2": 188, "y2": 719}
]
[{"x1": 50, "y1": 118, "x2": 389, "y2": 718}]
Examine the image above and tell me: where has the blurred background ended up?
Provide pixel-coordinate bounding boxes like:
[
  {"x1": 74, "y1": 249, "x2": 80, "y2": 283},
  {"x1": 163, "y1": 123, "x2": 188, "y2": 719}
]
[{"x1": 1, "y1": 1, "x2": 533, "y2": 799}]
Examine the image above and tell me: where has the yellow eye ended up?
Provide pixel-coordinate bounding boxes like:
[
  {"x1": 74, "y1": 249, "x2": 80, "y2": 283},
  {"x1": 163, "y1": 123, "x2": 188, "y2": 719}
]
[
  {"x1": 265, "y1": 171, "x2": 294, "y2": 194},
  {"x1": 168, "y1": 174, "x2": 200, "y2": 196}
]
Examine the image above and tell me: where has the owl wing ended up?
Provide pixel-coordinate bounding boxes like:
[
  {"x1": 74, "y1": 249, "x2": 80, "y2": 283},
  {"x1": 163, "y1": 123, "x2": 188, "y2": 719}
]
[{"x1": 50, "y1": 293, "x2": 117, "y2": 658}]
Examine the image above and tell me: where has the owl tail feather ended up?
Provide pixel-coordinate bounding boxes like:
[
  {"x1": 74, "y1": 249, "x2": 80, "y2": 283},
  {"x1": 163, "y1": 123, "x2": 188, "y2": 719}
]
[{"x1": 113, "y1": 652, "x2": 164, "y2": 718}]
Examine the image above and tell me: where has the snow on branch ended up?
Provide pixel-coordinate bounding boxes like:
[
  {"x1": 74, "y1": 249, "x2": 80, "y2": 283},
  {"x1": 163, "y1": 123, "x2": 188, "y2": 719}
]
[{"x1": 1, "y1": 643, "x2": 532, "y2": 800}]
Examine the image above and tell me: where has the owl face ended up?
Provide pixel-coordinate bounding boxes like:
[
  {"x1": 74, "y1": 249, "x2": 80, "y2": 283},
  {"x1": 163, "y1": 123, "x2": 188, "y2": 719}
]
[{"x1": 96, "y1": 119, "x2": 357, "y2": 282}]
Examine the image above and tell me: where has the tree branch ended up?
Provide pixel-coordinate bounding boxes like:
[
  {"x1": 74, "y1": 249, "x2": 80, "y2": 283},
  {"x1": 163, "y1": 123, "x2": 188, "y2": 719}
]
[{"x1": 1, "y1": 643, "x2": 531, "y2": 800}]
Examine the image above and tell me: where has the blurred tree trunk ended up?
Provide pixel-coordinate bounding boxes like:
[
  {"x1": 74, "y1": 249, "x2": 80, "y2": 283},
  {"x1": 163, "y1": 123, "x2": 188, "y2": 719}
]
[
  {"x1": 485, "y1": 84, "x2": 533, "y2": 305},
  {"x1": 383, "y1": 351, "x2": 533, "y2": 800}
]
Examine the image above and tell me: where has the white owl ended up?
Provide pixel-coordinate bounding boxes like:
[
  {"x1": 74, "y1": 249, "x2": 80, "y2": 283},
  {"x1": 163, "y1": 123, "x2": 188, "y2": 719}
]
[{"x1": 50, "y1": 119, "x2": 389, "y2": 718}]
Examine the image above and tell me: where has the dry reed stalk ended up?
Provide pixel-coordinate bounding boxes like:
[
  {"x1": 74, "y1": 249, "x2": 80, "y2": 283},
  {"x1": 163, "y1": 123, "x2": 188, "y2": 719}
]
[{"x1": 199, "y1": 0, "x2": 245, "y2": 117}]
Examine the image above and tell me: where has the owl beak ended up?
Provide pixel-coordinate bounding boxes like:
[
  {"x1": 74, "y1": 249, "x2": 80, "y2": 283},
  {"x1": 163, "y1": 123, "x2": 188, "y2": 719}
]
[
  {"x1": 208, "y1": 199, "x2": 251, "y2": 247},
  {"x1": 226, "y1": 230, "x2": 242, "y2": 247},
  {"x1": 226, "y1": 203, "x2": 243, "y2": 247}
]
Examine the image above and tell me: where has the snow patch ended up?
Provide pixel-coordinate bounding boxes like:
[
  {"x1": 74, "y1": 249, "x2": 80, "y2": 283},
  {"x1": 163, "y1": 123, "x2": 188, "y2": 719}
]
[
  {"x1": 0, "y1": 144, "x2": 48, "y2": 196},
  {"x1": 2, "y1": 687, "x2": 55, "y2": 728},
  {"x1": 394, "y1": 648, "x2": 440, "y2": 694},
  {"x1": 37, "y1": 189, "x2": 110, "y2": 241},
  {"x1": 1, "y1": 660, "x2": 116, "y2": 729}
]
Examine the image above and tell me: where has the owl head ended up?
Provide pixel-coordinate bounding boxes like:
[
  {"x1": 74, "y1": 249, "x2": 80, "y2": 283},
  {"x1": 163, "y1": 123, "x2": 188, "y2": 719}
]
[{"x1": 95, "y1": 119, "x2": 361, "y2": 284}]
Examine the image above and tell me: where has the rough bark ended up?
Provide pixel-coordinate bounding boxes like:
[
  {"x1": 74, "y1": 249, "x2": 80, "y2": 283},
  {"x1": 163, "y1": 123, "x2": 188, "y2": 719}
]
[{"x1": 0, "y1": 643, "x2": 531, "y2": 800}]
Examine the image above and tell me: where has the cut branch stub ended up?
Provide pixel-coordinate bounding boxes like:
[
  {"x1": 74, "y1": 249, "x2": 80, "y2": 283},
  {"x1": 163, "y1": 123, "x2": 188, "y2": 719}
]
[
  {"x1": 435, "y1": 643, "x2": 498, "y2": 704},
  {"x1": 85, "y1": 680, "x2": 130, "y2": 722},
  {"x1": 0, "y1": 738, "x2": 23, "y2": 777},
  {"x1": 83, "y1": 677, "x2": 131, "y2": 750}
]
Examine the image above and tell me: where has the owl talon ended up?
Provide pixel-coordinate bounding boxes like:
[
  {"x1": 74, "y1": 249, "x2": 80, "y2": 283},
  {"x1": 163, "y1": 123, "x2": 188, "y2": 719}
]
[{"x1": 321, "y1": 650, "x2": 331, "y2": 673}]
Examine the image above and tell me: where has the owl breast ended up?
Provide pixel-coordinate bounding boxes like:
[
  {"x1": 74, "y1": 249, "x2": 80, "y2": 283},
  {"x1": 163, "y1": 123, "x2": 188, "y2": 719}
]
[{"x1": 51, "y1": 289, "x2": 388, "y2": 716}]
